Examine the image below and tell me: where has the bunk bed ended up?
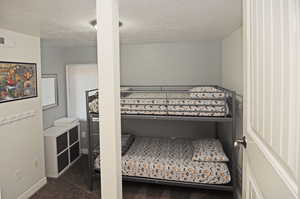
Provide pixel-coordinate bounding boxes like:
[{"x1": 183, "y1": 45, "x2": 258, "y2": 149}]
[{"x1": 85, "y1": 85, "x2": 237, "y2": 192}]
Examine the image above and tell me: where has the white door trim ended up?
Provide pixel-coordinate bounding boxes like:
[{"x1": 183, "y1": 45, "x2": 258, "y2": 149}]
[
  {"x1": 66, "y1": 64, "x2": 71, "y2": 117},
  {"x1": 247, "y1": 126, "x2": 298, "y2": 197},
  {"x1": 247, "y1": 169, "x2": 264, "y2": 199}
]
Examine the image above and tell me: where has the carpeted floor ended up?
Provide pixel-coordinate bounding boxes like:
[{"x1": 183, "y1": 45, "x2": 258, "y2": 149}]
[{"x1": 31, "y1": 156, "x2": 233, "y2": 199}]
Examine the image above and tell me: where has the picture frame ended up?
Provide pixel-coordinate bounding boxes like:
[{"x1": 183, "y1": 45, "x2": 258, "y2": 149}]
[{"x1": 0, "y1": 61, "x2": 38, "y2": 103}]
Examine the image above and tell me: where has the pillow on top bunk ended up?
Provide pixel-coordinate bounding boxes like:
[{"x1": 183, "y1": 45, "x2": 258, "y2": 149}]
[
  {"x1": 121, "y1": 87, "x2": 132, "y2": 97},
  {"x1": 189, "y1": 86, "x2": 226, "y2": 99},
  {"x1": 192, "y1": 139, "x2": 229, "y2": 162},
  {"x1": 120, "y1": 87, "x2": 130, "y2": 91}
]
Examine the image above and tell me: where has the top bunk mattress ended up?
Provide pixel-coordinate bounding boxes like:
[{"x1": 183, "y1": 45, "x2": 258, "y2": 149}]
[
  {"x1": 88, "y1": 86, "x2": 229, "y2": 117},
  {"x1": 94, "y1": 136, "x2": 231, "y2": 185}
]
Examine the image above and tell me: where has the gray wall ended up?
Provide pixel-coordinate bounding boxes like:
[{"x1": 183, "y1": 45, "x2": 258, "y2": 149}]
[
  {"x1": 41, "y1": 42, "x2": 68, "y2": 129},
  {"x1": 63, "y1": 46, "x2": 97, "y2": 64},
  {"x1": 41, "y1": 44, "x2": 97, "y2": 129},
  {"x1": 62, "y1": 41, "x2": 223, "y2": 85},
  {"x1": 222, "y1": 28, "x2": 243, "y2": 95},
  {"x1": 120, "y1": 41, "x2": 222, "y2": 85}
]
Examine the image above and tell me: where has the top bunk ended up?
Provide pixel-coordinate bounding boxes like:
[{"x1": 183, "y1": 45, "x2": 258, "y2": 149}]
[{"x1": 86, "y1": 85, "x2": 236, "y2": 122}]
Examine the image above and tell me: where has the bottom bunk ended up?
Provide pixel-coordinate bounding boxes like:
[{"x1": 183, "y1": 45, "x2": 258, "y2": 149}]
[{"x1": 90, "y1": 135, "x2": 232, "y2": 191}]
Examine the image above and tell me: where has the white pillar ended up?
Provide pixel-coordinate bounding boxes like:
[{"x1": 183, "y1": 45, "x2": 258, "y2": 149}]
[{"x1": 96, "y1": 0, "x2": 122, "y2": 198}]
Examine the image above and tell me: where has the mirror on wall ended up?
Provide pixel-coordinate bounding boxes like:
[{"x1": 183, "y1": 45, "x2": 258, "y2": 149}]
[{"x1": 42, "y1": 74, "x2": 58, "y2": 110}]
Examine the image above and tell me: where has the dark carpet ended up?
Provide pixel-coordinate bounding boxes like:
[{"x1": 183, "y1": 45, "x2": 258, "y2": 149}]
[{"x1": 31, "y1": 156, "x2": 233, "y2": 199}]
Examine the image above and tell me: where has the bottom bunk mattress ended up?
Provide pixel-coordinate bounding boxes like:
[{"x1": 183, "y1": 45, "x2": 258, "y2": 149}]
[{"x1": 94, "y1": 136, "x2": 231, "y2": 185}]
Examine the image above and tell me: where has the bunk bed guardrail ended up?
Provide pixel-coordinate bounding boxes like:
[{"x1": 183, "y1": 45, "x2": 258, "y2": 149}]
[{"x1": 86, "y1": 85, "x2": 236, "y2": 121}]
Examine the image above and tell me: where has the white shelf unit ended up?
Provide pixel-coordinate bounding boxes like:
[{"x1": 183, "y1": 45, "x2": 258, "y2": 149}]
[{"x1": 44, "y1": 122, "x2": 81, "y2": 178}]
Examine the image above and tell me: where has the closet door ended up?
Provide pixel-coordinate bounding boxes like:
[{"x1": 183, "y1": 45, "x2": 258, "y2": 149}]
[{"x1": 242, "y1": 0, "x2": 299, "y2": 199}]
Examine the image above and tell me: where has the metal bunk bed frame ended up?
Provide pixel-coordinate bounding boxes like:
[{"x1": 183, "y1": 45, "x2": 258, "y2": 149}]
[{"x1": 85, "y1": 85, "x2": 237, "y2": 192}]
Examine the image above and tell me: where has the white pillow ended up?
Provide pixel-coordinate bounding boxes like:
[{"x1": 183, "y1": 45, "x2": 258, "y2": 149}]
[
  {"x1": 192, "y1": 139, "x2": 229, "y2": 162},
  {"x1": 120, "y1": 87, "x2": 131, "y2": 92},
  {"x1": 189, "y1": 87, "x2": 226, "y2": 99}
]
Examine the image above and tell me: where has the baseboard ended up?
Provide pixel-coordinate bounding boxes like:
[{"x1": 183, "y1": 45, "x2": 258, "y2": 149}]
[
  {"x1": 17, "y1": 177, "x2": 47, "y2": 199},
  {"x1": 81, "y1": 148, "x2": 88, "y2": 154}
]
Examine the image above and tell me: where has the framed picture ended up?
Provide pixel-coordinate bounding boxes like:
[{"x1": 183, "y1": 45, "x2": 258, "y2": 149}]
[{"x1": 0, "y1": 61, "x2": 37, "y2": 103}]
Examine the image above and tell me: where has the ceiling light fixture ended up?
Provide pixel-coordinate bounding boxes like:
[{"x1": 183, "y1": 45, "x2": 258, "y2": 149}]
[{"x1": 90, "y1": 20, "x2": 123, "y2": 30}]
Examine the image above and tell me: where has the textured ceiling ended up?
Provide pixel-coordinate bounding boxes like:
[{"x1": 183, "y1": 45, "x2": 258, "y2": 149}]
[{"x1": 0, "y1": 0, "x2": 242, "y2": 47}]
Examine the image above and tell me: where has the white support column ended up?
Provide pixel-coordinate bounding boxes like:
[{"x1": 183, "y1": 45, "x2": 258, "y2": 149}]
[{"x1": 96, "y1": 0, "x2": 122, "y2": 198}]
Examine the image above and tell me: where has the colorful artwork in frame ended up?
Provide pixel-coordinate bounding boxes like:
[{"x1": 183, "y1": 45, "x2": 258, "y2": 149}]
[{"x1": 0, "y1": 61, "x2": 37, "y2": 103}]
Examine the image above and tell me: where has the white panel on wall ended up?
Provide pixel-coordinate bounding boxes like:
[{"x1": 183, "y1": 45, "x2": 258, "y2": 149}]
[
  {"x1": 66, "y1": 64, "x2": 98, "y2": 120},
  {"x1": 41, "y1": 77, "x2": 57, "y2": 108}
]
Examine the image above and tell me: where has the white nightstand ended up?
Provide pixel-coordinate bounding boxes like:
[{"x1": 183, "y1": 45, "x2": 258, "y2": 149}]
[{"x1": 44, "y1": 122, "x2": 81, "y2": 178}]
